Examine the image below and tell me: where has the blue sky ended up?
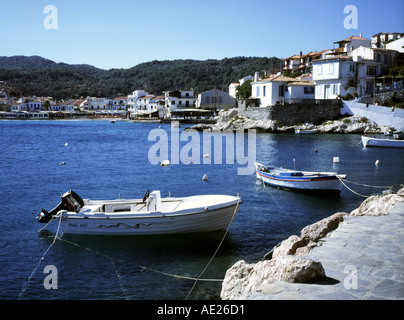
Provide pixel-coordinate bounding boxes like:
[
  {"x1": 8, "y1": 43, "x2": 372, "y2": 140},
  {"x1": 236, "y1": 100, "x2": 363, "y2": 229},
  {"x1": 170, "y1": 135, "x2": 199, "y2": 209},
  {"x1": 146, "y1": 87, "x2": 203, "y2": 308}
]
[{"x1": 1, "y1": 0, "x2": 403, "y2": 70}]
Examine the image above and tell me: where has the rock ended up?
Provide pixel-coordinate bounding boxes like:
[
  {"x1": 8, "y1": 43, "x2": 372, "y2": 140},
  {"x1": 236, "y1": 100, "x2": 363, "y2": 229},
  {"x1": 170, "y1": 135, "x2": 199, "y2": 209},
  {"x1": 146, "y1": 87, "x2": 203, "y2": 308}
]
[
  {"x1": 270, "y1": 235, "x2": 309, "y2": 259},
  {"x1": 220, "y1": 257, "x2": 326, "y2": 300},
  {"x1": 300, "y1": 212, "x2": 346, "y2": 242},
  {"x1": 190, "y1": 113, "x2": 386, "y2": 134},
  {"x1": 263, "y1": 211, "x2": 346, "y2": 261},
  {"x1": 350, "y1": 189, "x2": 404, "y2": 216}
]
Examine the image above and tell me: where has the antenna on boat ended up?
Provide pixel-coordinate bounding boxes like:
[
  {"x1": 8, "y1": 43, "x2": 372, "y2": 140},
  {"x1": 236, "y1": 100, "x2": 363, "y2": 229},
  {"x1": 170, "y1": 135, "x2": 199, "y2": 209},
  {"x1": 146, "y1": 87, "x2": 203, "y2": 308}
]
[{"x1": 293, "y1": 159, "x2": 296, "y2": 171}]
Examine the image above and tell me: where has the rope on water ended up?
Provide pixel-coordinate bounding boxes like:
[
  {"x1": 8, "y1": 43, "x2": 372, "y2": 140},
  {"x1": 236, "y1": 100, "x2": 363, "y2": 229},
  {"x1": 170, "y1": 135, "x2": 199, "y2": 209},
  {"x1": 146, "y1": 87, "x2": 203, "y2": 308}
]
[
  {"x1": 185, "y1": 197, "x2": 241, "y2": 300},
  {"x1": 110, "y1": 258, "x2": 129, "y2": 299},
  {"x1": 342, "y1": 178, "x2": 393, "y2": 189},
  {"x1": 18, "y1": 213, "x2": 62, "y2": 299},
  {"x1": 338, "y1": 176, "x2": 394, "y2": 198},
  {"x1": 59, "y1": 237, "x2": 224, "y2": 283},
  {"x1": 338, "y1": 176, "x2": 371, "y2": 198}
]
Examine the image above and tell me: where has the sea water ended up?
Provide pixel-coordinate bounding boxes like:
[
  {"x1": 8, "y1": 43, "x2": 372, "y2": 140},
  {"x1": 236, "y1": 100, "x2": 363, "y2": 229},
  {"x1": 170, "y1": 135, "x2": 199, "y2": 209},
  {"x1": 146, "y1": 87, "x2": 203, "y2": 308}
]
[{"x1": 0, "y1": 120, "x2": 403, "y2": 300}]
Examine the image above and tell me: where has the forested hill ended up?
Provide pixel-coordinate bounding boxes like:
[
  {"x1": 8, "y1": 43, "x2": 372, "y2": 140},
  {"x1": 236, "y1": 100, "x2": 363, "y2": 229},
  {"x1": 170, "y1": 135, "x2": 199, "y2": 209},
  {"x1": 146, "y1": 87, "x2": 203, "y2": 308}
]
[{"x1": 0, "y1": 55, "x2": 281, "y2": 99}]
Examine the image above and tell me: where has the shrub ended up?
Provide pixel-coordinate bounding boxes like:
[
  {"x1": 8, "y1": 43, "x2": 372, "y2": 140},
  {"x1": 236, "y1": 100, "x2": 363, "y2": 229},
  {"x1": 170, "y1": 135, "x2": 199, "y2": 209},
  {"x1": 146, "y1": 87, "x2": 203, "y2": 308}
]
[{"x1": 342, "y1": 118, "x2": 351, "y2": 124}]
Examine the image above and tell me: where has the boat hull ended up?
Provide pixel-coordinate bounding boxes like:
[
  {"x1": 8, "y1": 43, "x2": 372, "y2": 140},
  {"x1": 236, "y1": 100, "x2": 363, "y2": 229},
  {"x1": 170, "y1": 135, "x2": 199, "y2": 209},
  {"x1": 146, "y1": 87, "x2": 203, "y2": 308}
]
[
  {"x1": 60, "y1": 201, "x2": 240, "y2": 235},
  {"x1": 361, "y1": 136, "x2": 404, "y2": 148},
  {"x1": 295, "y1": 129, "x2": 318, "y2": 134},
  {"x1": 255, "y1": 163, "x2": 342, "y2": 196}
]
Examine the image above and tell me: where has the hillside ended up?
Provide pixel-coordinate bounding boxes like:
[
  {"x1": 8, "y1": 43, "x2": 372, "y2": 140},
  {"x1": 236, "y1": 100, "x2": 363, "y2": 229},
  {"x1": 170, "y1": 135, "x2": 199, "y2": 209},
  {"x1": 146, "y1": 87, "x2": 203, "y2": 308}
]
[{"x1": 0, "y1": 56, "x2": 281, "y2": 99}]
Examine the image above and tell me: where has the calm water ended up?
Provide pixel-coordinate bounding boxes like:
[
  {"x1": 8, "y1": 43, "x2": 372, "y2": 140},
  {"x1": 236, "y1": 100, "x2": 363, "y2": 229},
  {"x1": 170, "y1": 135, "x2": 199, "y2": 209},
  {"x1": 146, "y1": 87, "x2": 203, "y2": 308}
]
[{"x1": 0, "y1": 120, "x2": 403, "y2": 300}]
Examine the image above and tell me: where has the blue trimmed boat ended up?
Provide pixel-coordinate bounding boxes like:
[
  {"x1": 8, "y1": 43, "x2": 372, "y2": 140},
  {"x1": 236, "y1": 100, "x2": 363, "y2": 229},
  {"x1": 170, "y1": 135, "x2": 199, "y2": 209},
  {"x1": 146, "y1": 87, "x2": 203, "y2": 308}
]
[{"x1": 255, "y1": 162, "x2": 345, "y2": 196}]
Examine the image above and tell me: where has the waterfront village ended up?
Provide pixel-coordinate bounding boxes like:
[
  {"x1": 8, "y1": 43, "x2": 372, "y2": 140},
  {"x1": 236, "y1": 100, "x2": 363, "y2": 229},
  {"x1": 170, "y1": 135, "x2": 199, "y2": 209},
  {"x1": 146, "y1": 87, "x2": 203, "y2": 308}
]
[{"x1": 1, "y1": 32, "x2": 403, "y2": 126}]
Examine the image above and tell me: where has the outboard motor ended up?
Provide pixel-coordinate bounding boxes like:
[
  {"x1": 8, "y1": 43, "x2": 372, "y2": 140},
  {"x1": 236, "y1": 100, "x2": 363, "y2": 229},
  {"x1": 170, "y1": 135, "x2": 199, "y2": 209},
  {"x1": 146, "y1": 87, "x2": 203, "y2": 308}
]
[{"x1": 37, "y1": 190, "x2": 84, "y2": 223}]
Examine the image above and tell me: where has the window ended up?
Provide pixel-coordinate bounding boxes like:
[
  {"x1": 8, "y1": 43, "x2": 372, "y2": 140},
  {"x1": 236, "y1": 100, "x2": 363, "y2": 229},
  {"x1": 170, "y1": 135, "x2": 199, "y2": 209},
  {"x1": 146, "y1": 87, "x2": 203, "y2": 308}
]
[
  {"x1": 279, "y1": 85, "x2": 284, "y2": 97},
  {"x1": 317, "y1": 65, "x2": 322, "y2": 75},
  {"x1": 329, "y1": 63, "x2": 334, "y2": 74},
  {"x1": 349, "y1": 64, "x2": 356, "y2": 72},
  {"x1": 367, "y1": 66, "x2": 377, "y2": 76},
  {"x1": 263, "y1": 86, "x2": 266, "y2": 97},
  {"x1": 304, "y1": 87, "x2": 314, "y2": 94},
  {"x1": 219, "y1": 96, "x2": 223, "y2": 104},
  {"x1": 205, "y1": 96, "x2": 210, "y2": 104},
  {"x1": 256, "y1": 86, "x2": 260, "y2": 97}
]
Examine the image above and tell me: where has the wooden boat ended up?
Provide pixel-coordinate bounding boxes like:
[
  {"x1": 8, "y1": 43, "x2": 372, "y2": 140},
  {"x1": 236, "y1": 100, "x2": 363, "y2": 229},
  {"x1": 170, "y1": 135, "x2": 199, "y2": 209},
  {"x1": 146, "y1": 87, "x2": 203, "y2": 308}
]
[
  {"x1": 255, "y1": 162, "x2": 345, "y2": 196},
  {"x1": 361, "y1": 135, "x2": 404, "y2": 148},
  {"x1": 37, "y1": 190, "x2": 241, "y2": 235}
]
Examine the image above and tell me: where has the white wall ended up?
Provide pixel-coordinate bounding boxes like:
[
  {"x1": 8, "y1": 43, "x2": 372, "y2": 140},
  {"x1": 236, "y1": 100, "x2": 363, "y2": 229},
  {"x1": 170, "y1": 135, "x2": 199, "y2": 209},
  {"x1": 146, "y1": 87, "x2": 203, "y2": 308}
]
[
  {"x1": 386, "y1": 37, "x2": 404, "y2": 53},
  {"x1": 341, "y1": 100, "x2": 404, "y2": 130}
]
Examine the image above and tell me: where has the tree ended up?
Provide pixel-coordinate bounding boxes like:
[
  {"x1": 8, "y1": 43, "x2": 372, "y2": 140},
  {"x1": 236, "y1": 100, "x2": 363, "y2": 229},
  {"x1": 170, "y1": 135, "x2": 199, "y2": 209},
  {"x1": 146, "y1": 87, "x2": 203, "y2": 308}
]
[
  {"x1": 43, "y1": 100, "x2": 51, "y2": 111},
  {"x1": 235, "y1": 80, "x2": 252, "y2": 100}
]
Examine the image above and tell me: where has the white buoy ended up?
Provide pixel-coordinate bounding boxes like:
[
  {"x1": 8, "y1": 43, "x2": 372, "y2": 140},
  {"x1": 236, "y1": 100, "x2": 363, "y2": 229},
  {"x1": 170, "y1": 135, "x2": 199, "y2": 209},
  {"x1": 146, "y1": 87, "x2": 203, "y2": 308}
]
[
  {"x1": 375, "y1": 160, "x2": 380, "y2": 166},
  {"x1": 333, "y1": 157, "x2": 340, "y2": 164},
  {"x1": 161, "y1": 160, "x2": 170, "y2": 166},
  {"x1": 202, "y1": 174, "x2": 208, "y2": 181},
  {"x1": 64, "y1": 142, "x2": 68, "y2": 146}
]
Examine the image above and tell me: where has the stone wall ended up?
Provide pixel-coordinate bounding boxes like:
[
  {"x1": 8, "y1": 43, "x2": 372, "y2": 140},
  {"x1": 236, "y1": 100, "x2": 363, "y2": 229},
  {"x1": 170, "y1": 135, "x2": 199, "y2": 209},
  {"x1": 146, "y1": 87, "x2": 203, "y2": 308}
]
[
  {"x1": 359, "y1": 89, "x2": 404, "y2": 106},
  {"x1": 238, "y1": 100, "x2": 341, "y2": 126}
]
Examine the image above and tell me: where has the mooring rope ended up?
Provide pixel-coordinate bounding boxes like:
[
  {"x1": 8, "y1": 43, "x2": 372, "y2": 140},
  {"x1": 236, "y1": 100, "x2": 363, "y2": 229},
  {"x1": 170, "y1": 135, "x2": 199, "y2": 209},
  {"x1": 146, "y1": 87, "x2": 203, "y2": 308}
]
[
  {"x1": 338, "y1": 176, "x2": 372, "y2": 198},
  {"x1": 338, "y1": 176, "x2": 394, "y2": 198},
  {"x1": 185, "y1": 196, "x2": 241, "y2": 300},
  {"x1": 58, "y1": 237, "x2": 224, "y2": 283},
  {"x1": 18, "y1": 213, "x2": 62, "y2": 299},
  {"x1": 110, "y1": 258, "x2": 129, "y2": 299},
  {"x1": 342, "y1": 178, "x2": 393, "y2": 189}
]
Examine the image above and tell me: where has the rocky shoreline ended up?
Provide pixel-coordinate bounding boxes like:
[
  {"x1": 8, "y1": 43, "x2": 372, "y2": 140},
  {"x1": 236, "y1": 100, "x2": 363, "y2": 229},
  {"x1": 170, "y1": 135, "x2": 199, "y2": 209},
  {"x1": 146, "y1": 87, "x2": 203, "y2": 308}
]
[
  {"x1": 220, "y1": 188, "x2": 404, "y2": 300},
  {"x1": 189, "y1": 108, "x2": 396, "y2": 134}
]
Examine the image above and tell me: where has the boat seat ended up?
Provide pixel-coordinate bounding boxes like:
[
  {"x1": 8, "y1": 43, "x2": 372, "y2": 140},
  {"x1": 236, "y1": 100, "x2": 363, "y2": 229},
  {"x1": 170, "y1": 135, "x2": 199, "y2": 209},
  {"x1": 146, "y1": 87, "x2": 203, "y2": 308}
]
[{"x1": 104, "y1": 203, "x2": 137, "y2": 213}]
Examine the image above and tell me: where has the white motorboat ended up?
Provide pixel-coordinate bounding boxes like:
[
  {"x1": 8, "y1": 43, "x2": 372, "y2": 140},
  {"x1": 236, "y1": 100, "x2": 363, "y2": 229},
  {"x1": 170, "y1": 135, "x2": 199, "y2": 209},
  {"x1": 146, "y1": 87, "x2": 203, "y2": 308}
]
[
  {"x1": 255, "y1": 162, "x2": 345, "y2": 196},
  {"x1": 37, "y1": 190, "x2": 241, "y2": 235},
  {"x1": 295, "y1": 129, "x2": 318, "y2": 134},
  {"x1": 361, "y1": 135, "x2": 404, "y2": 148}
]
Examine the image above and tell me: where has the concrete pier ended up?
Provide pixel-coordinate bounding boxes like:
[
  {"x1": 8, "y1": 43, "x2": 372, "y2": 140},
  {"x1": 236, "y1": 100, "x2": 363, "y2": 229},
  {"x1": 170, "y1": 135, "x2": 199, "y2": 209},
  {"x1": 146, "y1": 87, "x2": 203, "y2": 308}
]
[{"x1": 248, "y1": 202, "x2": 404, "y2": 300}]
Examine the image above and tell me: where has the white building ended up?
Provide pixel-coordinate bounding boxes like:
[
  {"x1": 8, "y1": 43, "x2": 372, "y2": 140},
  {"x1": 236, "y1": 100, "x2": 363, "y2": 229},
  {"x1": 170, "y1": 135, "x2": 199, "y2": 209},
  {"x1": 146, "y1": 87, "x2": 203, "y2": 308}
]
[
  {"x1": 52, "y1": 101, "x2": 75, "y2": 112},
  {"x1": 112, "y1": 96, "x2": 128, "y2": 111},
  {"x1": 229, "y1": 75, "x2": 254, "y2": 98},
  {"x1": 11, "y1": 102, "x2": 27, "y2": 112},
  {"x1": 386, "y1": 37, "x2": 404, "y2": 53},
  {"x1": 250, "y1": 75, "x2": 315, "y2": 106},
  {"x1": 332, "y1": 35, "x2": 371, "y2": 55},
  {"x1": 372, "y1": 32, "x2": 404, "y2": 49},
  {"x1": 165, "y1": 90, "x2": 195, "y2": 110},
  {"x1": 88, "y1": 97, "x2": 110, "y2": 111},
  {"x1": 196, "y1": 89, "x2": 235, "y2": 110},
  {"x1": 350, "y1": 46, "x2": 399, "y2": 73},
  {"x1": 312, "y1": 56, "x2": 381, "y2": 99},
  {"x1": 127, "y1": 90, "x2": 148, "y2": 113}
]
